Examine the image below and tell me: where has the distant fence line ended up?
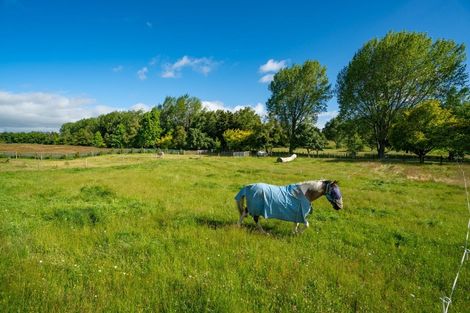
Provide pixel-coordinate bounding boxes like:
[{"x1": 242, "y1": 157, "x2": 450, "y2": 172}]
[{"x1": 0, "y1": 148, "x2": 465, "y2": 163}]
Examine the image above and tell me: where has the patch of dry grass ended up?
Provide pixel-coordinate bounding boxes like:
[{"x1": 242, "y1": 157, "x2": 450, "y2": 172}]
[{"x1": 0, "y1": 143, "x2": 108, "y2": 154}]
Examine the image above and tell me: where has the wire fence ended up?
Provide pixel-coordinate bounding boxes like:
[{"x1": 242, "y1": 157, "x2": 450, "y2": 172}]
[
  {"x1": 0, "y1": 148, "x2": 190, "y2": 160},
  {"x1": 441, "y1": 159, "x2": 470, "y2": 313},
  {"x1": 0, "y1": 148, "x2": 465, "y2": 163}
]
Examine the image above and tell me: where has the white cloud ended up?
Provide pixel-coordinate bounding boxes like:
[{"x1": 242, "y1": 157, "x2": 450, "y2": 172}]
[
  {"x1": 259, "y1": 74, "x2": 274, "y2": 83},
  {"x1": 0, "y1": 90, "x2": 116, "y2": 132},
  {"x1": 253, "y1": 103, "x2": 267, "y2": 117},
  {"x1": 259, "y1": 59, "x2": 287, "y2": 73},
  {"x1": 233, "y1": 103, "x2": 267, "y2": 117},
  {"x1": 112, "y1": 65, "x2": 123, "y2": 72},
  {"x1": 146, "y1": 21, "x2": 153, "y2": 28},
  {"x1": 201, "y1": 100, "x2": 226, "y2": 111},
  {"x1": 202, "y1": 100, "x2": 267, "y2": 117},
  {"x1": 161, "y1": 69, "x2": 176, "y2": 78},
  {"x1": 316, "y1": 110, "x2": 338, "y2": 129},
  {"x1": 130, "y1": 102, "x2": 151, "y2": 112},
  {"x1": 137, "y1": 67, "x2": 148, "y2": 80},
  {"x1": 161, "y1": 56, "x2": 219, "y2": 78},
  {"x1": 258, "y1": 59, "x2": 288, "y2": 83}
]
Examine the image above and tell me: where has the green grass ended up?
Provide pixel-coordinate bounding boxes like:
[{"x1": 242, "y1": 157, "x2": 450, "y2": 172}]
[{"x1": 1, "y1": 155, "x2": 469, "y2": 312}]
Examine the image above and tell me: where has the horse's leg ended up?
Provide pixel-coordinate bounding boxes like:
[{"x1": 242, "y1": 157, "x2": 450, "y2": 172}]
[
  {"x1": 297, "y1": 221, "x2": 309, "y2": 234},
  {"x1": 293, "y1": 223, "x2": 300, "y2": 234},
  {"x1": 236, "y1": 198, "x2": 248, "y2": 227},
  {"x1": 238, "y1": 209, "x2": 248, "y2": 226},
  {"x1": 253, "y1": 215, "x2": 266, "y2": 234}
]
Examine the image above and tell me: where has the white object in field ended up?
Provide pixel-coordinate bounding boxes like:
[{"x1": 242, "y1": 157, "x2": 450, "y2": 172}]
[{"x1": 277, "y1": 154, "x2": 297, "y2": 163}]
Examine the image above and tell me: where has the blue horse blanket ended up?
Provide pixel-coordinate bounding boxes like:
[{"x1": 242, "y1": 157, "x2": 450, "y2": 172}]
[{"x1": 235, "y1": 183, "x2": 312, "y2": 223}]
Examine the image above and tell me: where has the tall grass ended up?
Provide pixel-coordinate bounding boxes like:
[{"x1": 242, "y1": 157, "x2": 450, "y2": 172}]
[{"x1": 0, "y1": 155, "x2": 469, "y2": 312}]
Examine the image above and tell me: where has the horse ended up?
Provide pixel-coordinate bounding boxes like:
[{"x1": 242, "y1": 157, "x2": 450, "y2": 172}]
[{"x1": 235, "y1": 180, "x2": 343, "y2": 233}]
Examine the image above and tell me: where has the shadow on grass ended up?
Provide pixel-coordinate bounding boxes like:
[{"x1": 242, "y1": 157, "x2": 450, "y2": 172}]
[
  {"x1": 194, "y1": 215, "x2": 234, "y2": 229},
  {"x1": 194, "y1": 215, "x2": 294, "y2": 237},
  {"x1": 320, "y1": 157, "x2": 454, "y2": 165}
]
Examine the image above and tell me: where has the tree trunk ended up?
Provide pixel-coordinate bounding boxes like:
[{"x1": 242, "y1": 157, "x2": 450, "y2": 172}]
[
  {"x1": 377, "y1": 141, "x2": 386, "y2": 159},
  {"x1": 448, "y1": 150, "x2": 455, "y2": 161},
  {"x1": 289, "y1": 120, "x2": 296, "y2": 154},
  {"x1": 419, "y1": 152, "x2": 425, "y2": 163}
]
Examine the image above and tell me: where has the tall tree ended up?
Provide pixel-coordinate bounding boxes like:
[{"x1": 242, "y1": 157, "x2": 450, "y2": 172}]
[
  {"x1": 135, "y1": 108, "x2": 162, "y2": 148},
  {"x1": 267, "y1": 60, "x2": 332, "y2": 153},
  {"x1": 92, "y1": 131, "x2": 105, "y2": 148},
  {"x1": 232, "y1": 107, "x2": 262, "y2": 131},
  {"x1": 198, "y1": 110, "x2": 235, "y2": 150},
  {"x1": 171, "y1": 126, "x2": 187, "y2": 149},
  {"x1": 322, "y1": 117, "x2": 342, "y2": 148},
  {"x1": 159, "y1": 95, "x2": 202, "y2": 134},
  {"x1": 337, "y1": 31, "x2": 468, "y2": 158},
  {"x1": 442, "y1": 89, "x2": 470, "y2": 159}
]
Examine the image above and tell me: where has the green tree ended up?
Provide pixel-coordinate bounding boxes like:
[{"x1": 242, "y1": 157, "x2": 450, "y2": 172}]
[
  {"x1": 451, "y1": 103, "x2": 470, "y2": 157},
  {"x1": 322, "y1": 117, "x2": 342, "y2": 148},
  {"x1": 337, "y1": 31, "x2": 468, "y2": 159},
  {"x1": 232, "y1": 107, "x2": 262, "y2": 131},
  {"x1": 92, "y1": 131, "x2": 105, "y2": 148},
  {"x1": 187, "y1": 128, "x2": 213, "y2": 150},
  {"x1": 75, "y1": 128, "x2": 93, "y2": 146},
  {"x1": 255, "y1": 118, "x2": 287, "y2": 153},
  {"x1": 390, "y1": 100, "x2": 453, "y2": 163},
  {"x1": 171, "y1": 126, "x2": 187, "y2": 149},
  {"x1": 97, "y1": 111, "x2": 141, "y2": 148},
  {"x1": 135, "y1": 108, "x2": 162, "y2": 148},
  {"x1": 159, "y1": 95, "x2": 202, "y2": 133},
  {"x1": 198, "y1": 110, "x2": 235, "y2": 150},
  {"x1": 59, "y1": 123, "x2": 74, "y2": 144},
  {"x1": 223, "y1": 129, "x2": 253, "y2": 151},
  {"x1": 345, "y1": 132, "x2": 364, "y2": 157},
  {"x1": 105, "y1": 123, "x2": 126, "y2": 148},
  {"x1": 157, "y1": 133, "x2": 173, "y2": 149},
  {"x1": 443, "y1": 87, "x2": 470, "y2": 159},
  {"x1": 267, "y1": 60, "x2": 332, "y2": 153},
  {"x1": 296, "y1": 123, "x2": 328, "y2": 157}
]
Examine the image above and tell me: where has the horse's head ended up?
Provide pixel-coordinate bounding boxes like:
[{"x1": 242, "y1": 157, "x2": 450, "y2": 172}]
[{"x1": 325, "y1": 180, "x2": 343, "y2": 210}]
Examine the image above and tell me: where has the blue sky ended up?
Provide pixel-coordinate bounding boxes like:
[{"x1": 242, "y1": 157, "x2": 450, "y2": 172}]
[{"x1": 1, "y1": 0, "x2": 469, "y2": 131}]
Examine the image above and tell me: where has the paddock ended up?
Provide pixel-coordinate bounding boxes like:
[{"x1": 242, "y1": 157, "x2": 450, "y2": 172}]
[{"x1": 0, "y1": 155, "x2": 468, "y2": 312}]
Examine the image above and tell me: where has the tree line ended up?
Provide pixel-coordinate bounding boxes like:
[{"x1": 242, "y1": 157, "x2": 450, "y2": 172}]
[
  {"x1": 0, "y1": 95, "x2": 327, "y2": 154},
  {"x1": 1, "y1": 31, "x2": 468, "y2": 161}
]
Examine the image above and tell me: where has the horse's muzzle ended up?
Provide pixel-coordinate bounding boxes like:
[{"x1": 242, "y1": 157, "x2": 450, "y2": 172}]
[{"x1": 332, "y1": 200, "x2": 343, "y2": 210}]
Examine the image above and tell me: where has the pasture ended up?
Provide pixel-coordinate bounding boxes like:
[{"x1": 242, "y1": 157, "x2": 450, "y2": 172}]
[{"x1": 0, "y1": 154, "x2": 469, "y2": 312}]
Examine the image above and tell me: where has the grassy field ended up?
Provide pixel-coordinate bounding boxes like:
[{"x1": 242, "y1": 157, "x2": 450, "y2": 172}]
[{"x1": 1, "y1": 154, "x2": 469, "y2": 312}]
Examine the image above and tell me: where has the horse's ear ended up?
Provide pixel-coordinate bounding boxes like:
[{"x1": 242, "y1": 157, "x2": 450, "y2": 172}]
[{"x1": 332, "y1": 180, "x2": 339, "y2": 185}]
